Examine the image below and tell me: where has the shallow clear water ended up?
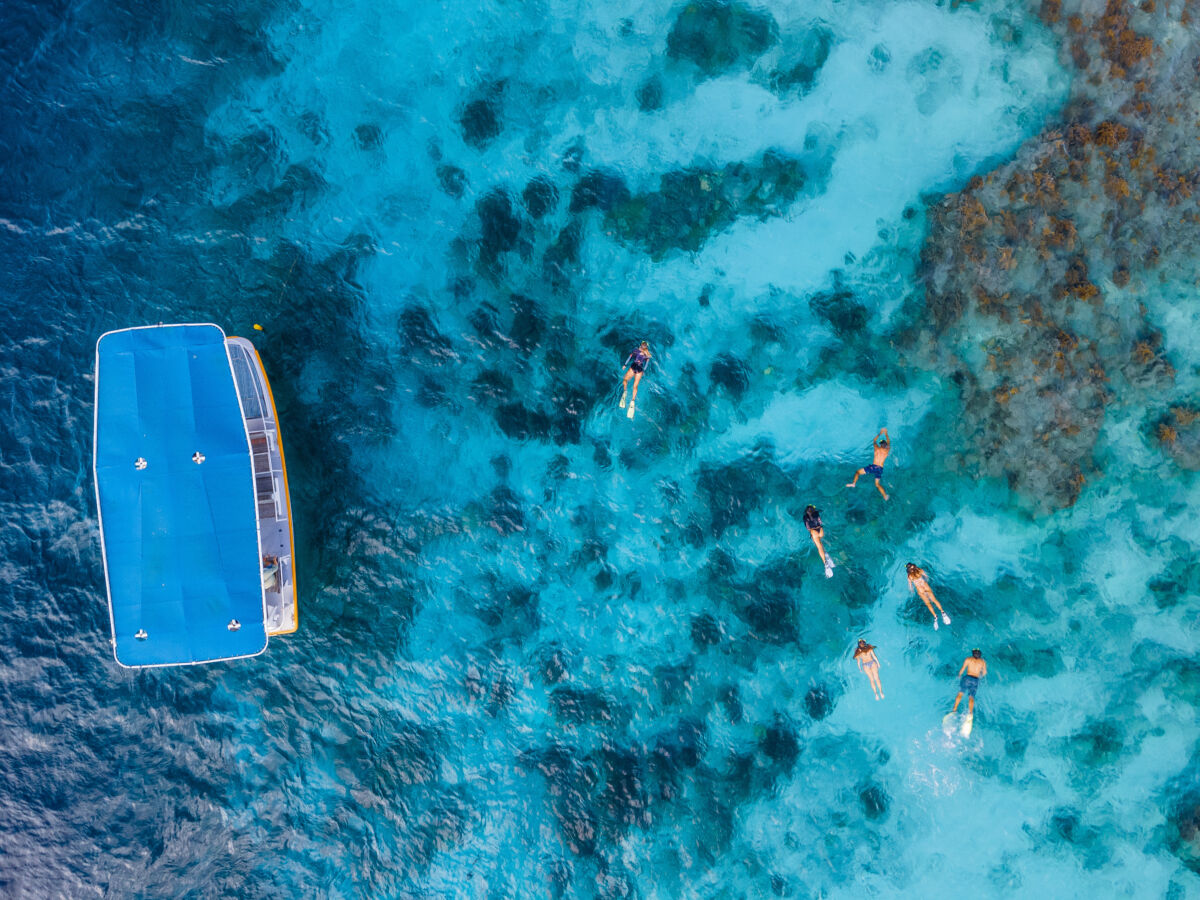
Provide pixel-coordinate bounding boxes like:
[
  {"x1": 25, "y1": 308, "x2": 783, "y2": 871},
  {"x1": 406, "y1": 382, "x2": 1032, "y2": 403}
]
[{"x1": 3, "y1": 0, "x2": 1200, "y2": 896}]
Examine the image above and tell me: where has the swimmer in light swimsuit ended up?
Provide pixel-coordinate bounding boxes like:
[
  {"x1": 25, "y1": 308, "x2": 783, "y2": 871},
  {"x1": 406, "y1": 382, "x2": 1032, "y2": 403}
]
[
  {"x1": 951, "y1": 649, "x2": 987, "y2": 716},
  {"x1": 906, "y1": 562, "x2": 951, "y2": 630},
  {"x1": 846, "y1": 427, "x2": 890, "y2": 500},
  {"x1": 619, "y1": 341, "x2": 651, "y2": 418},
  {"x1": 854, "y1": 639, "x2": 884, "y2": 700}
]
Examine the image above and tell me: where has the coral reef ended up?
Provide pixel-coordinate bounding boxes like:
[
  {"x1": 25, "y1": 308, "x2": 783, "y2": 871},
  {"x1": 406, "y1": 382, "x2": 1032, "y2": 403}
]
[
  {"x1": 606, "y1": 150, "x2": 807, "y2": 257},
  {"x1": 911, "y1": 0, "x2": 1200, "y2": 512}
]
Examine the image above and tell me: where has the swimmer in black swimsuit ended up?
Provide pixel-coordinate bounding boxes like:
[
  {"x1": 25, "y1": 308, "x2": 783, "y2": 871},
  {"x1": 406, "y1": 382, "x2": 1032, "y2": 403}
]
[
  {"x1": 803, "y1": 504, "x2": 834, "y2": 576},
  {"x1": 619, "y1": 341, "x2": 651, "y2": 418},
  {"x1": 846, "y1": 427, "x2": 890, "y2": 500}
]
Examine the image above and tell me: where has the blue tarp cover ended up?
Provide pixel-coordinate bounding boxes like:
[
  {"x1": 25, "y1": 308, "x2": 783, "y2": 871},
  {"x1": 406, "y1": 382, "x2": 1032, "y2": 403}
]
[{"x1": 94, "y1": 325, "x2": 267, "y2": 666}]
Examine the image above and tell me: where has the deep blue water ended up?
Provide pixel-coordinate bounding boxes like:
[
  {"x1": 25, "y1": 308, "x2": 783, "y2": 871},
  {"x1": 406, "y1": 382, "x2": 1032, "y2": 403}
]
[{"x1": 4, "y1": 0, "x2": 1200, "y2": 896}]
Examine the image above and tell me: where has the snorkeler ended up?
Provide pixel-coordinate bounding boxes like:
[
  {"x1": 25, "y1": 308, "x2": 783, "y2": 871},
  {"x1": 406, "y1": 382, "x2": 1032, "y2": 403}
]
[
  {"x1": 846, "y1": 427, "x2": 890, "y2": 500},
  {"x1": 803, "y1": 505, "x2": 834, "y2": 578},
  {"x1": 619, "y1": 341, "x2": 652, "y2": 420},
  {"x1": 951, "y1": 649, "x2": 987, "y2": 716},
  {"x1": 906, "y1": 563, "x2": 951, "y2": 630},
  {"x1": 854, "y1": 639, "x2": 883, "y2": 700}
]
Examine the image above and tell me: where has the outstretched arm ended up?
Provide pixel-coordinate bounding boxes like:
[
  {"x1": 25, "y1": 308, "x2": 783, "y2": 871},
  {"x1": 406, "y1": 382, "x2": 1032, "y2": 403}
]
[
  {"x1": 957, "y1": 660, "x2": 968, "y2": 676},
  {"x1": 981, "y1": 661, "x2": 988, "y2": 678}
]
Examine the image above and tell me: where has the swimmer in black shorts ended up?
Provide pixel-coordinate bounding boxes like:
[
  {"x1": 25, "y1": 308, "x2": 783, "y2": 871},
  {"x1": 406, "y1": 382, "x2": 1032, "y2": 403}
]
[{"x1": 846, "y1": 427, "x2": 890, "y2": 500}]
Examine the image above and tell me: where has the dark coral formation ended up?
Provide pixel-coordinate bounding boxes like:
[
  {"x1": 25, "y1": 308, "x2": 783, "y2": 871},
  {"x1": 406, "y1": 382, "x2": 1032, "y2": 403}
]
[
  {"x1": 1151, "y1": 405, "x2": 1200, "y2": 469},
  {"x1": 666, "y1": 0, "x2": 778, "y2": 78},
  {"x1": 911, "y1": 0, "x2": 1200, "y2": 512},
  {"x1": 607, "y1": 150, "x2": 807, "y2": 257}
]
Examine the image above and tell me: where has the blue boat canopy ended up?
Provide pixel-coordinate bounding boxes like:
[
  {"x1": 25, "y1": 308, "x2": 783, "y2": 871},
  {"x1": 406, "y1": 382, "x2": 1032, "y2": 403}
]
[{"x1": 94, "y1": 324, "x2": 267, "y2": 667}]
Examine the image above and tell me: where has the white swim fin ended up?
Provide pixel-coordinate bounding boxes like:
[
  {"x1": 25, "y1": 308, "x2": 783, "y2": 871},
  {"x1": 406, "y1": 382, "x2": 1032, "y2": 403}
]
[
  {"x1": 619, "y1": 390, "x2": 627, "y2": 409},
  {"x1": 626, "y1": 402, "x2": 636, "y2": 419}
]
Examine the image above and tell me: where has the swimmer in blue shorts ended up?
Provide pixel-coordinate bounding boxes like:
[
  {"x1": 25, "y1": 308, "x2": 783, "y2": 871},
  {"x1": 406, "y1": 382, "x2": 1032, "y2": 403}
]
[
  {"x1": 951, "y1": 649, "x2": 987, "y2": 716},
  {"x1": 846, "y1": 427, "x2": 890, "y2": 500}
]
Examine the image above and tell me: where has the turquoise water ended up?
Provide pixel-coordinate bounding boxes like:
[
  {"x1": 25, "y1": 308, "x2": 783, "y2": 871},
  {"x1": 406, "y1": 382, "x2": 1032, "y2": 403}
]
[{"x1": 4, "y1": 0, "x2": 1200, "y2": 895}]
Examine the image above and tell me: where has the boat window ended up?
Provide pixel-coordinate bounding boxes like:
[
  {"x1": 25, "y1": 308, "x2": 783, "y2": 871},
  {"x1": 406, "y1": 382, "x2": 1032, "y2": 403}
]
[{"x1": 230, "y1": 350, "x2": 266, "y2": 420}]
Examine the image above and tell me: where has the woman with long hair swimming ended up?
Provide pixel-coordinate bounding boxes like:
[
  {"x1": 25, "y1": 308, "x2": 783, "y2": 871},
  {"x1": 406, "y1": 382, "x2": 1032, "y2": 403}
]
[
  {"x1": 854, "y1": 639, "x2": 883, "y2": 700},
  {"x1": 619, "y1": 341, "x2": 651, "y2": 419},
  {"x1": 906, "y1": 562, "x2": 951, "y2": 630}
]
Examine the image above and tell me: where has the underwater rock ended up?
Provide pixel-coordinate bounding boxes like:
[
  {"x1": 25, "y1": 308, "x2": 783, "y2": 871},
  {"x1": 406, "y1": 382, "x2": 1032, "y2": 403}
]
[
  {"x1": 518, "y1": 744, "x2": 598, "y2": 856},
  {"x1": 858, "y1": 782, "x2": 890, "y2": 821},
  {"x1": 868, "y1": 43, "x2": 891, "y2": 73},
  {"x1": 709, "y1": 353, "x2": 751, "y2": 399},
  {"x1": 804, "y1": 684, "x2": 835, "y2": 721},
  {"x1": 597, "y1": 317, "x2": 676, "y2": 357},
  {"x1": 399, "y1": 306, "x2": 453, "y2": 359},
  {"x1": 1147, "y1": 542, "x2": 1200, "y2": 609},
  {"x1": 522, "y1": 176, "x2": 558, "y2": 218},
  {"x1": 549, "y1": 687, "x2": 614, "y2": 725},
  {"x1": 1046, "y1": 806, "x2": 1100, "y2": 849},
  {"x1": 1151, "y1": 405, "x2": 1200, "y2": 470},
  {"x1": 654, "y1": 660, "x2": 694, "y2": 706},
  {"x1": 543, "y1": 222, "x2": 582, "y2": 291},
  {"x1": 990, "y1": 642, "x2": 1062, "y2": 678},
  {"x1": 653, "y1": 718, "x2": 707, "y2": 772},
  {"x1": 636, "y1": 76, "x2": 664, "y2": 112},
  {"x1": 569, "y1": 168, "x2": 631, "y2": 213},
  {"x1": 487, "y1": 486, "x2": 525, "y2": 535},
  {"x1": 1167, "y1": 780, "x2": 1200, "y2": 873},
  {"x1": 415, "y1": 375, "x2": 445, "y2": 409},
  {"x1": 718, "y1": 684, "x2": 744, "y2": 723},
  {"x1": 539, "y1": 643, "x2": 571, "y2": 684},
  {"x1": 768, "y1": 25, "x2": 834, "y2": 94},
  {"x1": 436, "y1": 164, "x2": 469, "y2": 198},
  {"x1": 508, "y1": 294, "x2": 544, "y2": 352},
  {"x1": 477, "y1": 584, "x2": 539, "y2": 635},
  {"x1": 460, "y1": 96, "x2": 502, "y2": 148},
  {"x1": 353, "y1": 122, "x2": 383, "y2": 150},
  {"x1": 368, "y1": 722, "x2": 441, "y2": 793},
  {"x1": 607, "y1": 150, "x2": 806, "y2": 257},
  {"x1": 475, "y1": 189, "x2": 522, "y2": 264},
  {"x1": 468, "y1": 368, "x2": 515, "y2": 405},
  {"x1": 758, "y1": 714, "x2": 801, "y2": 769},
  {"x1": 599, "y1": 746, "x2": 649, "y2": 829},
  {"x1": 691, "y1": 613, "x2": 724, "y2": 647},
  {"x1": 696, "y1": 458, "x2": 765, "y2": 537},
  {"x1": 809, "y1": 290, "x2": 868, "y2": 337},
  {"x1": 666, "y1": 0, "x2": 778, "y2": 78},
  {"x1": 494, "y1": 402, "x2": 552, "y2": 442},
  {"x1": 1065, "y1": 718, "x2": 1124, "y2": 768}
]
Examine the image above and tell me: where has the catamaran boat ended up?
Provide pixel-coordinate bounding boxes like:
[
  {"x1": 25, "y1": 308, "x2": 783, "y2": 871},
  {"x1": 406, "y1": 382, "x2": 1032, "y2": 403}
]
[{"x1": 93, "y1": 323, "x2": 297, "y2": 667}]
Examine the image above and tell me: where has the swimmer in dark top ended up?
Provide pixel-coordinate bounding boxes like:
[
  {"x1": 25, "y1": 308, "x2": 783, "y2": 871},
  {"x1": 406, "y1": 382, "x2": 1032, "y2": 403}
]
[
  {"x1": 619, "y1": 342, "x2": 651, "y2": 418},
  {"x1": 803, "y1": 504, "x2": 833, "y2": 576},
  {"x1": 846, "y1": 427, "x2": 890, "y2": 500}
]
